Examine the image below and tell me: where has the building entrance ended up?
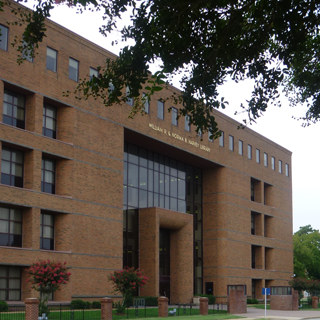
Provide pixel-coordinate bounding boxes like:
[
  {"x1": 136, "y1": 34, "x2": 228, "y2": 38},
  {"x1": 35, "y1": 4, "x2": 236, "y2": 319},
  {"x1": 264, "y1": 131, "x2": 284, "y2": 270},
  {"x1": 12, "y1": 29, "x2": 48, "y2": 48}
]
[{"x1": 159, "y1": 229, "x2": 170, "y2": 301}]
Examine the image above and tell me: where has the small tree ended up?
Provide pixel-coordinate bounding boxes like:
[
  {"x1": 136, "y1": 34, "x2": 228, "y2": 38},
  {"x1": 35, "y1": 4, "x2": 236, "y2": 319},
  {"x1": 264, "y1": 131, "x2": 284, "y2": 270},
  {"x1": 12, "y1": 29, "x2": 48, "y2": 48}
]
[
  {"x1": 26, "y1": 260, "x2": 71, "y2": 315},
  {"x1": 108, "y1": 267, "x2": 148, "y2": 312}
]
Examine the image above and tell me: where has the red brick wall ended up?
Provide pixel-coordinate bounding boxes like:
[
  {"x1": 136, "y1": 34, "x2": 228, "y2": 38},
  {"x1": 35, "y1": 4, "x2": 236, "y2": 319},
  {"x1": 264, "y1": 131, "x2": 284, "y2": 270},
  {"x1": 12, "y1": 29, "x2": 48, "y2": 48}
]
[{"x1": 228, "y1": 289, "x2": 246, "y2": 314}]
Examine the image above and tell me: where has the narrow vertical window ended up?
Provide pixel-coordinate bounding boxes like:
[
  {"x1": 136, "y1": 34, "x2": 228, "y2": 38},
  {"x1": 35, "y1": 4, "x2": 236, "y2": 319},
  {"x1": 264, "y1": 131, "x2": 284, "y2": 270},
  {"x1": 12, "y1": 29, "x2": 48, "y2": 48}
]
[
  {"x1": 126, "y1": 87, "x2": 134, "y2": 106},
  {"x1": 219, "y1": 131, "x2": 224, "y2": 147},
  {"x1": 238, "y1": 140, "x2": 243, "y2": 155},
  {"x1": 251, "y1": 213, "x2": 255, "y2": 235},
  {"x1": 46, "y1": 47, "x2": 57, "y2": 72},
  {"x1": 0, "y1": 266, "x2": 21, "y2": 300},
  {"x1": 142, "y1": 93, "x2": 149, "y2": 114},
  {"x1": 40, "y1": 213, "x2": 54, "y2": 250},
  {"x1": 3, "y1": 89, "x2": 25, "y2": 129},
  {"x1": 41, "y1": 158, "x2": 56, "y2": 194},
  {"x1": 0, "y1": 25, "x2": 8, "y2": 51},
  {"x1": 285, "y1": 163, "x2": 289, "y2": 177},
  {"x1": 248, "y1": 145, "x2": 252, "y2": 159},
  {"x1": 256, "y1": 149, "x2": 260, "y2": 163},
  {"x1": 1, "y1": 148, "x2": 24, "y2": 188},
  {"x1": 229, "y1": 135, "x2": 234, "y2": 151},
  {"x1": 208, "y1": 129, "x2": 213, "y2": 142},
  {"x1": 171, "y1": 107, "x2": 178, "y2": 126},
  {"x1": 251, "y1": 179, "x2": 255, "y2": 201},
  {"x1": 21, "y1": 41, "x2": 33, "y2": 62},
  {"x1": 185, "y1": 115, "x2": 190, "y2": 132},
  {"x1": 264, "y1": 153, "x2": 268, "y2": 167},
  {"x1": 43, "y1": 105, "x2": 57, "y2": 139},
  {"x1": 0, "y1": 207, "x2": 22, "y2": 247},
  {"x1": 69, "y1": 58, "x2": 79, "y2": 81},
  {"x1": 279, "y1": 160, "x2": 282, "y2": 174},
  {"x1": 271, "y1": 157, "x2": 275, "y2": 170},
  {"x1": 157, "y1": 100, "x2": 164, "y2": 120},
  {"x1": 89, "y1": 67, "x2": 98, "y2": 80}
]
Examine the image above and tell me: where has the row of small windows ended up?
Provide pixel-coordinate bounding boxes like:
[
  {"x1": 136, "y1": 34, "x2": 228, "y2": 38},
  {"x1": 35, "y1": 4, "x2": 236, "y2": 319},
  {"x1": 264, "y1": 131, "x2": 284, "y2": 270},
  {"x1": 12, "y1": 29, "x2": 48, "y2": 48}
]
[
  {"x1": 1, "y1": 147, "x2": 56, "y2": 194},
  {"x1": 0, "y1": 25, "x2": 98, "y2": 82},
  {"x1": 0, "y1": 207, "x2": 54, "y2": 250}
]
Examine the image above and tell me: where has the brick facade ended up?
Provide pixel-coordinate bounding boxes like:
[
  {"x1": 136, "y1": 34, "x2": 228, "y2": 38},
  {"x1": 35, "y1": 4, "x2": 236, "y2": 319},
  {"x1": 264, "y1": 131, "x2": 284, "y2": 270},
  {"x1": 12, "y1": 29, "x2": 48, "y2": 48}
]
[
  {"x1": 0, "y1": 0, "x2": 293, "y2": 304},
  {"x1": 227, "y1": 289, "x2": 247, "y2": 314}
]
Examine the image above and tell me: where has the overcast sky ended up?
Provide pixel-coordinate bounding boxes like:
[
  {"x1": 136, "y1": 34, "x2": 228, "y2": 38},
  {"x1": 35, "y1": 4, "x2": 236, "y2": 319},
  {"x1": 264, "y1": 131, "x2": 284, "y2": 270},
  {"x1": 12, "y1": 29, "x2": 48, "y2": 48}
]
[{"x1": 20, "y1": 2, "x2": 320, "y2": 233}]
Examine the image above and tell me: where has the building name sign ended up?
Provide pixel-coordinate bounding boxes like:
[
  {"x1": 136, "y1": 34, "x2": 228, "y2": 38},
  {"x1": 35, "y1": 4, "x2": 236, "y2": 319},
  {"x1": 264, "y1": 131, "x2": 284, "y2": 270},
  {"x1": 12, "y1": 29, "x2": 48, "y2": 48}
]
[{"x1": 149, "y1": 123, "x2": 210, "y2": 153}]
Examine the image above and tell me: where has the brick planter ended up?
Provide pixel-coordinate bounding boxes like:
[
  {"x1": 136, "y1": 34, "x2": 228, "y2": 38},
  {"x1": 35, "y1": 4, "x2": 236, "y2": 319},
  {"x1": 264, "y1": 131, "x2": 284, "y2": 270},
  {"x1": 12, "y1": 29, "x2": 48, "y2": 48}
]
[
  {"x1": 199, "y1": 297, "x2": 208, "y2": 315},
  {"x1": 158, "y1": 296, "x2": 169, "y2": 317},
  {"x1": 101, "y1": 297, "x2": 113, "y2": 320},
  {"x1": 25, "y1": 298, "x2": 39, "y2": 320}
]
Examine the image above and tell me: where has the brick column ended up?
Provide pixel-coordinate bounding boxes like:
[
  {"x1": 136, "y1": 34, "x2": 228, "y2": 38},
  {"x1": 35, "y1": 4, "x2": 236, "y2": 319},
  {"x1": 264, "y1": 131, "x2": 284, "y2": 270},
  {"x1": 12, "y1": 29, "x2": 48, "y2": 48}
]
[
  {"x1": 158, "y1": 296, "x2": 168, "y2": 317},
  {"x1": 199, "y1": 297, "x2": 208, "y2": 315},
  {"x1": 292, "y1": 289, "x2": 299, "y2": 310},
  {"x1": 312, "y1": 296, "x2": 319, "y2": 308},
  {"x1": 25, "y1": 298, "x2": 39, "y2": 320},
  {"x1": 101, "y1": 298, "x2": 113, "y2": 320}
]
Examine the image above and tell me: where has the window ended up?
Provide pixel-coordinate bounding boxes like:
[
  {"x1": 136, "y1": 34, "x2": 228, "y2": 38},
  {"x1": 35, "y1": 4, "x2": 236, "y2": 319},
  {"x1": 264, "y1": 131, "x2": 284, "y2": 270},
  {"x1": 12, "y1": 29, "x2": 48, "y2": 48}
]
[
  {"x1": 171, "y1": 107, "x2": 178, "y2": 126},
  {"x1": 197, "y1": 130, "x2": 202, "y2": 138},
  {"x1": 0, "y1": 25, "x2": 8, "y2": 51},
  {"x1": 46, "y1": 47, "x2": 57, "y2": 72},
  {"x1": 43, "y1": 105, "x2": 57, "y2": 139},
  {"x1": 89, "y1": 67, "x2": 98, "y2": 80},
  {"x1": 251, "y1": 213, "x2": 255, "y2": 235},
  {"x1": 227, "y1": 285, "x2": 246, "y2": 295},
  {"x1": 251, "y1": 245, "x2": 256, "y2": 269},
  {"x1": 0, "y1": 207, "x2": 22, "y2": 247},
  {"x1": 248, "y1": 145, "x2": 252, "y2": 159},
  {"x1": 0, "y1": 266, "x2": 21, "y2": 300},
  {"x1": 40, "y1": 213, "x2": 54, "y2": 250},
  {"x1": 21, "y1": 41, "x2": 33, "y2": 62},
  {"x1": 219, "y1": 131, "x2": 224, "y2": 147},
  {"x1": 271, "y1": 156, "x2": 275, "y2": 170},
  {"x1": 264, "y1": 153, "x2": 268, "y2": 167},
  {"x1": 256, "y1": 149, "x2": 260, "y2": 163},
  {"x1": 271, "y1": 286, "x2": 292, "y2": 295},
  {"x1": 41, "y1": 158, "x2": 56, "y2": 194},
  {"x1": 229, "y1": 135, "x2": 234, "y2": 151},
  {"x1": 185, "y1": 115, "x2": 190, "y2": 132},
  {"x1": 279, "y1": 160, "x2": 282, "y2": 173},
  {"x1": 238, "y1": 140, "x2": 243, "y2": 155},
  {"x1": 208, "y1": 129, "x2": 213, "y2": 142},
  {"x1": 285, "y1": 163, "x2": 289, "y2": 177},
  {"x1": 251, "y1": 179, "x2": 255, "y2": 201},
  {"x1": 69, "y1": 58, "x2": 79, "y2": 81},
  {"x1": 3, "y1": 89, "x2": 25, "y2": 129},
  {"x1": 157, "y1": 100, "x2": 164, "y2": 120},
  {"x1": 142, "y1": 93, "x2": 149, "y2": 114},
  {"x1": 1, "y1": 148, "x2": 23, "y2": 188},
  {"x1": 126, "y1": 87, "x2": 134, "y2": 106}
]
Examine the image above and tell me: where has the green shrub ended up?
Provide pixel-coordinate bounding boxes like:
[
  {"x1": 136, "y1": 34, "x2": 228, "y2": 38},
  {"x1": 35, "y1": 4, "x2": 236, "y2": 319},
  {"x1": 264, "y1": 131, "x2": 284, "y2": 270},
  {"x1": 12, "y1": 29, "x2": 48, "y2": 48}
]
[
  {"x1": 71, "y1": 299, "x2": 91, "y2": 309},
  {"x1": 0, "y1": 301, "x2": 9, "y2": 312},
  {"x1": 113, "y1": 301, "x2": 126, "y2": 314},
  {"x1": 91, "y1": 301, "x2": 101, "y2": 309},
  {"x1": 198, "y1": 294, "x2": 215, "y2": 305},
  {"x1": 247, "y1": 298, "x2": 259, "y2": 304}
]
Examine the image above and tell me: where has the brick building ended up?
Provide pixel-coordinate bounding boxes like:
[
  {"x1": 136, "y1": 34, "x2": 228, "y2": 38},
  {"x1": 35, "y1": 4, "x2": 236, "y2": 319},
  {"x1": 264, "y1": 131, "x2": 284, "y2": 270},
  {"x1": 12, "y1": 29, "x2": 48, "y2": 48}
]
[{"x1": 0, "y1": 1, "x2": 293, "y2": 304}]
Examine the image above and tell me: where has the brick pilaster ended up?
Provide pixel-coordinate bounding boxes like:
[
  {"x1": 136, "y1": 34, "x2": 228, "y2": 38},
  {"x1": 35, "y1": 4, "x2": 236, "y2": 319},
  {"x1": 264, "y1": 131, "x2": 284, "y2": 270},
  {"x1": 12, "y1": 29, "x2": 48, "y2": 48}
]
[
  {"x1": 158, "y1": 296, "x2": 168, "y2": 317},
  {"x1": 312, "y1": 296, "x2": 319, "y2": 309},
  {"x1": 101, "y1": 297, "x2": 113, "y2": 320},
  {"x1": 25, "y1": 298, "x2": 39, "y2": 320},
  {"x1": 199, "y1": 297, "x2": 208, "y2": 315}
]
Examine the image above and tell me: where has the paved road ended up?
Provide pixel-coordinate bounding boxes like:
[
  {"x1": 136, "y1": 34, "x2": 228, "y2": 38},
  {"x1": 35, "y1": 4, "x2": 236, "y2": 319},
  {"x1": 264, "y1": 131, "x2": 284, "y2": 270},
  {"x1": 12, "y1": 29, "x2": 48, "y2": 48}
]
[{"x1": 232, "y1": 307, "x2": 320, "y2": 320}]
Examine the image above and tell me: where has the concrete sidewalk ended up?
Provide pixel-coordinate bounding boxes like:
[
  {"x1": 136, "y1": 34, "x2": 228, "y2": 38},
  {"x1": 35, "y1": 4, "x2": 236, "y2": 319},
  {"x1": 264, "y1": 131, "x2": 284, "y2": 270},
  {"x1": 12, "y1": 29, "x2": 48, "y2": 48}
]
[{"x1": 231, "y1": 307, "x2": 320, "y2": 320}]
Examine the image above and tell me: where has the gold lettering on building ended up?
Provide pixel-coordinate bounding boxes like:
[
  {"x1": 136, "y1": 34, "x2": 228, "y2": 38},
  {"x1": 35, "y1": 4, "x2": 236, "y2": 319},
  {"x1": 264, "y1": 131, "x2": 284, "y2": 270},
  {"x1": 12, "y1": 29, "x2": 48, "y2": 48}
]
[{"x1": 148, "y1": 123, "x2": 210, "y2": 153}]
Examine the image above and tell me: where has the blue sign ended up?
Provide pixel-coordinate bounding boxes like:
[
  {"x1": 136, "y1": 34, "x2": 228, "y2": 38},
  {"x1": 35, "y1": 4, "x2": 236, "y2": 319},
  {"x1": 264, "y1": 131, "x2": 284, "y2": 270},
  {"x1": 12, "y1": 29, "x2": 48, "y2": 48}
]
[{"x1": 262, "y1": 288, "x2": 270, "y2": 295}]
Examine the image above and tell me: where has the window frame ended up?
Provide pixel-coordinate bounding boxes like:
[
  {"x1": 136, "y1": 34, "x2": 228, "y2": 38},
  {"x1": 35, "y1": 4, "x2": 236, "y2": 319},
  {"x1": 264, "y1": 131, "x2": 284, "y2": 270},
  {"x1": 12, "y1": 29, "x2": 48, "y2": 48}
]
[
  {"x1": 229, "y1": 135, "x2": 234, "y2": 151},
  {"x1": 89, "y1": 67, "x2": 98, "y2": 80},
  {"x1": 185, "y1": 115, "x2": 190, "y2": 132},
  {"x1": 279, "y1": 160, "x2": 282, "y2": 174},
  {"x1": 171, "y1": 107, "x2": 178, "y2": 126},
  {"x1": 41, "y1": 158, "x2": 56, "y2": 194},
  {"x1": 46, "y1": 47, "x2": 57, "y2": 72},
  {"x1": 0, "y1": 24, "x2": 8, "y2": 51},
  {"x1": 1, "y1": 148, "x2": 24, "y2": 188},
  {"x1": 69, "y1": 57, "x2": 79, "y2": 82},
  {"x1": 285, "y1": 163, "x2": 289, "y2": 177},
  {"x1": 40, "y1": 212, "x2": 54, "y2": 250},
  {"x1": 126, "y1": 87, "x2": 134, "y2": 106},
  {"x1": 238, "y1": 140, "x2": 243, "y2": 155},
  {"x1": 219, "y1": 131, "x2": 224, "y2": 147},
  {"x1": 264, "y1": 153, "x2": 268, "y2": 167},
  {"x1": 0, "y1": 207, "x2": 22, "y2": 248},
  {"x1": 43, "y1": 104, "x2": 57, "y2": 139},
  {"x1": 142, "y1": 93, "x2": 149, "y2": 114},
  {"x1": 0, "y1": 266, "x2": 21, "y2": 300},
  {"x1": 157, "y1": 100, "x2": 164, "y2": 120},
  {"x1": 271, "y1": 156, "x2": 275, "y2": 170},
  {"x1": 3, "y1": 89, "x2": 26, "y2": 129},
  {"x1": 256, "y1": 149, "x2": 260, "y2": 163},
  {"x1": 247, "y1": 145, "x2": 252, "y2": 159}
]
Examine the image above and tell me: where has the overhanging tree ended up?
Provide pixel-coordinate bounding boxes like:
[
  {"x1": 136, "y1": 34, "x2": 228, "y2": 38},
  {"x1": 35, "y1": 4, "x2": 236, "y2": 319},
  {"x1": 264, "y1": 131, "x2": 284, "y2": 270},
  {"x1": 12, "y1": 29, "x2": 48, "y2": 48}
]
[{"x1": 2, "y1": 0, "x2": 320, "y2": 138}]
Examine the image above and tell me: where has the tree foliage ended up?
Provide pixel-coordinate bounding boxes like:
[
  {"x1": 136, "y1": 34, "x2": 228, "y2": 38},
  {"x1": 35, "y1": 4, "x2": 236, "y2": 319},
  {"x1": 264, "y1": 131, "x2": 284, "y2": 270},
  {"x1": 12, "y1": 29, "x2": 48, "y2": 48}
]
[
  {"x1": 293, "y1": 225, "x2": 320, "y2": 280},
  {"x1": 2, "y1": 0, "x2": 320, "y2": 138}
]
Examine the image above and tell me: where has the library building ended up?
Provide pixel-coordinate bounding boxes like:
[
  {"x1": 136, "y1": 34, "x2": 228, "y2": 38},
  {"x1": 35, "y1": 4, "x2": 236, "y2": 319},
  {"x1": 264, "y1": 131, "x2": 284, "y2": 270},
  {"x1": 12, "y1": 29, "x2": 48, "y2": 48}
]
[{"x1": 0, "y1": 1, "x2": 293, "y2": 304}]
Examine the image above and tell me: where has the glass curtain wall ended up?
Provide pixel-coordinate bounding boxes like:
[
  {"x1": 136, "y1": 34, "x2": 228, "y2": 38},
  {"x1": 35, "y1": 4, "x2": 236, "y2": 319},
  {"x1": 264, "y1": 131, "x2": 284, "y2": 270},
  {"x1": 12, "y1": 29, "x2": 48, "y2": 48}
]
[{"x1": 123, "y1": 142, "x2": 203, "y2": 294}]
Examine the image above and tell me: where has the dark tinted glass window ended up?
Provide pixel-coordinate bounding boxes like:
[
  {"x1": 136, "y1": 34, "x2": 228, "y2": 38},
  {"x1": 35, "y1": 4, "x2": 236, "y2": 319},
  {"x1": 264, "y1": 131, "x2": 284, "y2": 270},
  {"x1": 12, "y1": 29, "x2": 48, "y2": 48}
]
[
  {"x1": 3, "y1": 89, "x2": 25, "y2": 129},
  {"x1": 1, "y1": 148, "x2": 23, "y2": 188}
]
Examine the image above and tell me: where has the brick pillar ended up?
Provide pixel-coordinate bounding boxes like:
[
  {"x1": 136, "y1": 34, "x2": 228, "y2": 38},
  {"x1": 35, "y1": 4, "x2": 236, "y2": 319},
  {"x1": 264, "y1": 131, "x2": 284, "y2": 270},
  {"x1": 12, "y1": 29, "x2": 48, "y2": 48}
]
[
  {"x1": 199, "y1": 297, "x2": 208, "y2": 315},
  {"x1": 101, "y1": 298, "x2": 113, "y2": 320},
  {"x1": 25, "y1": 298, "x2": 39, "y2": 320},
  {"x1": 312, "y1": 296, "x2": 319, "y2": 308},
  {"x1": 158, "y1": 296, "x2": 168, "y2": 317},
  {"x1": 292, "y1": 289, "x2": 299, "y2": 311}
]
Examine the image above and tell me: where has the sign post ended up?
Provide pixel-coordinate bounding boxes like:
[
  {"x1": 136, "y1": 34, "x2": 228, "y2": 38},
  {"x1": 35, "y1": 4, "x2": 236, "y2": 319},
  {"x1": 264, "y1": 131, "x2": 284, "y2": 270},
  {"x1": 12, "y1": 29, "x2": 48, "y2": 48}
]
[{"x1": 262, "y1": 288, "x2": 270, "y2": 318}]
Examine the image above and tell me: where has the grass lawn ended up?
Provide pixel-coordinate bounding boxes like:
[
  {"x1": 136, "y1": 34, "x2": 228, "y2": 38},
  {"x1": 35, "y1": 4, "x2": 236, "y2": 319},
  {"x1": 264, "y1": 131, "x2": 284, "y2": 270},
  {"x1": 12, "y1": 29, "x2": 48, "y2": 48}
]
[{"x1": 248, "y1": 304, "x2": 270, "y2": 310}]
